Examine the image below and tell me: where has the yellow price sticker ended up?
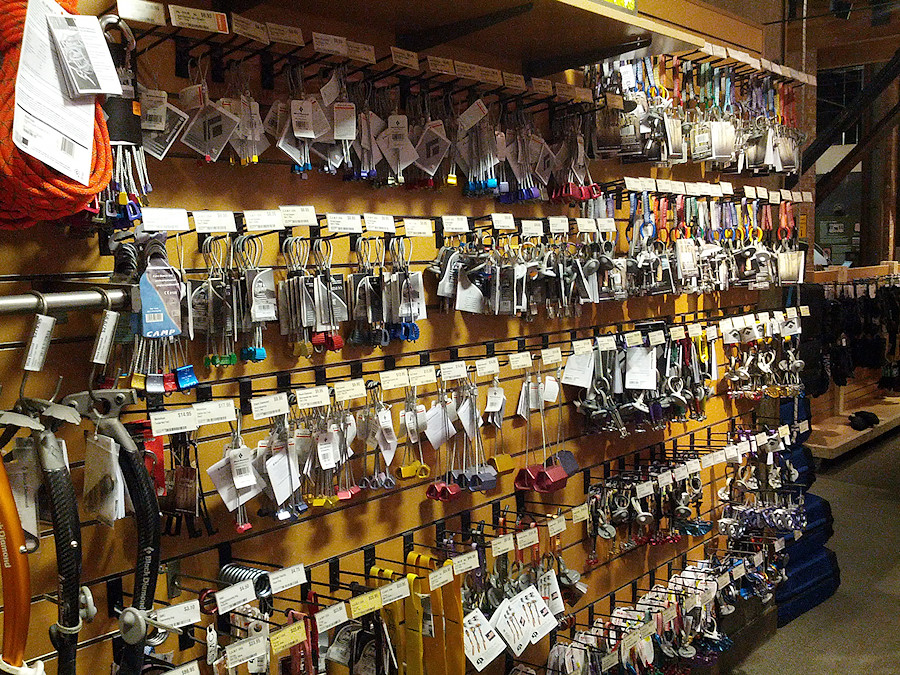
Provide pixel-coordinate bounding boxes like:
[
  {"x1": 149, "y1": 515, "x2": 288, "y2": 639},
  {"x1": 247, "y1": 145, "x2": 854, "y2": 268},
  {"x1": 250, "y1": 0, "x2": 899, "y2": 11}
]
[
  {"x1": 349, "y1": 589, "x2": 383, "y2": 618},
  {"x1": 269, "y1": 621, "x2": 307, "y2": 654}
]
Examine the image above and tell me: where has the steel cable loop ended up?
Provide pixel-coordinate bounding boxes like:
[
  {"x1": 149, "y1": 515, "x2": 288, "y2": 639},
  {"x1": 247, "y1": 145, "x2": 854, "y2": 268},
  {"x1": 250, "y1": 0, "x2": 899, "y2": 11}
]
[
  {"x1": 218, "y1": 563, "x2": 275, "y2": 613},
  {"x1": 0, "y1": 0, "x2": 112, "y2": 229}
]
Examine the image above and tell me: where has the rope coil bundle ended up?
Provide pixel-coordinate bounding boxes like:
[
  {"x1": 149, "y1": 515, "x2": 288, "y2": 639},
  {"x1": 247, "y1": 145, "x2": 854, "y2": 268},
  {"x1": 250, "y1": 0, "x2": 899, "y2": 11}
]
[{"x1": 0, "y1": 0, "x2": 112, "y2": 230}]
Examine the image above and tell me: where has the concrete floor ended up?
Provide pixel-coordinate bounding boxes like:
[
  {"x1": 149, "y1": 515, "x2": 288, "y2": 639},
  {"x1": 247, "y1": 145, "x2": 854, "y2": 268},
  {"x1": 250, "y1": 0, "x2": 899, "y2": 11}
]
[{"x1": 733, "y1": 430, "x2": 900, "y2": 674}]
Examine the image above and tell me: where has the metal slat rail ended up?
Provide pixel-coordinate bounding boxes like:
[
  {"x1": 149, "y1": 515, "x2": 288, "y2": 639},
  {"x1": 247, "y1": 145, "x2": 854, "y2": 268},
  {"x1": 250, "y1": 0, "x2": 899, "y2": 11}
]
[{"x1": 0, "y1": 289, "x2": 129, "y2": 315}]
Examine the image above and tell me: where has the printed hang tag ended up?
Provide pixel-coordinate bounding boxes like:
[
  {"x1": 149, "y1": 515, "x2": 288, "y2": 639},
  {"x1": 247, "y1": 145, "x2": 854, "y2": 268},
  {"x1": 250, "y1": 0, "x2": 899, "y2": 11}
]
[
  {"x1": 517, "y1": 380, "x2": 530, "y2": 419},
  {"x1": 247, "y1": 268, "x2": 277, "y2": 322},
  {"x1": 516, "y1": 585, "x2": 557, "y2": 644},
  {"x1": 139, "y1": 259, "x2": 182, "y2": 338},
  {"x1": 490, "y1": 598, "x2": 529, "y2": 656},
  {"x1": 542, "y1": 375, "x2": 560, "y2": 403},
  {"x1": 7, "y1": 454, "x2": 40, "y2": 544},
  {"x1": 485, "y1": 386, "x2": 506, "y2": 414},
  {"x1": 456, "y1": 398, "x2": 482, "y2": 440},
  {"x1": 317, "y1": 431, "x2": 337, "y2": 470},
  {"x1": 561, "y1": 352, "x2": 594, "y2": 389},
  {"x1": 423, "y1": 403, "x2": 454, "y2": 449},
  {"x1": 24, "y1": 314, "x2": 56, "y2": 372},
  {"x1": 464, "y1": 608, "x2": 506, "y2": 671},
  {"x1": 333, "y1": 102, "x2": 356, "y2": 140},
  {"x1": 181, "y1": 102, "x2": 241, "y2": 162},
  {"x1": 228, "y1": 446, "x2": 256, "y2": 489},
  {"x1": 290, "y1": 99, "x2": 314, "y2": 138},
  {"x1": 83, "y1": 433, "x2": 122, "y2": 526},
  {"x1": 140, "y1": 89, "x2": 168, "y2": 131},
  {"x1": 537, "y1": 569, "x2": 566, "y2": 616},
  {"x1": 263, "y1": 100, "x2": 286, "y2": 137}
]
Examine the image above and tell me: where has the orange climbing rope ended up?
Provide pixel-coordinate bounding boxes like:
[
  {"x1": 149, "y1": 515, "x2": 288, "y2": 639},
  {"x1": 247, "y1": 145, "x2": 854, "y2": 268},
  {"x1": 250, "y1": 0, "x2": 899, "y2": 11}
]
[{"x1": 0, "y1": 0, "x2": 112, "y2": 230}]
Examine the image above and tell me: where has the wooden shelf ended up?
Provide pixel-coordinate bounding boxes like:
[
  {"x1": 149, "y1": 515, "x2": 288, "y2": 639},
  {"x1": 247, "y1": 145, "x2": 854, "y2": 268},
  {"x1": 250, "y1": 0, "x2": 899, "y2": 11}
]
[
  {"x1": 807, "y1": 396, "x2": 900, "y2": 461},
  {"x1": 257, "y1": 0, "x2": 701, "y2": 64}
]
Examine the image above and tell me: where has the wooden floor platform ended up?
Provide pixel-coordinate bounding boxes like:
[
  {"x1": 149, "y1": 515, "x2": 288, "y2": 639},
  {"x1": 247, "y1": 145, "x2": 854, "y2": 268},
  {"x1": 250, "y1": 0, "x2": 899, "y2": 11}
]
[{"x1": 807, "y1": 396, "x2": 900, "y2": 461}]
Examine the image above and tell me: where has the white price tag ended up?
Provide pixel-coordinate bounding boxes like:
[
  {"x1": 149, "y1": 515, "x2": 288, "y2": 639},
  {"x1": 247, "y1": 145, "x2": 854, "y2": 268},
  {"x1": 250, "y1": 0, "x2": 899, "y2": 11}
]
[
  {"x1": 429, "y1": 565, "x2": 455, "y2": 591},
  {"x1": 403, "y1": 218, "x2": 433, "y2": 237},
  {"x1": 169, "y1": 5, "x2": 228, "y2": 32},
  {"x1": 250, "y1": 393, "x2": 290, "y2": 420},
  {"x1": 648, "y1": 330, "x2": 666, "y2": 346},
  {"x1": 333, "y1": 379, "x2": 366, "y2": 403},
  {"x1": 442, "y1": 215, "x2": 470, "y2": 233},
  {"x1": 279, "y1": 205, "x2": 317, "y2": 227},
  {"x1": 452, "y1": 551, "x2": 480, "y2": 574},
  {"x1": 380, "y1": 578, "x2": 411, "y2": 605},
  {"x1": 225, "y1": 636, "x2": 267, "y2": 668},
  {"x1": 167, "y1": 661, "x2": 200, "y2": 675},
  {"x1": 91, "y1": 309, "x2": 119, "y2": 365},
  {"x1": 669, "y1": 326, "x2": 686, "y2": 340},
  {"x1": 541, "y1": 347, "x2": 562, "y2": 365},
  {"x1": 427, "y1": 56, "x2": 456, "y2": 76},
  {"x1": 571, "y1": 503, "x2": 590, "y2": 524},
  {"x1": 244, "y1": 209, "x2": 284, "y2": 231},
  {"x1": 193, "y1": 400, "x2": 237, "y2": 426},
  {"x1": 547, "y1": 216, "x2": 569, "y2": 234},
  {"x1": 269, "y1": 564, "x2": 307, "y2": 594},
  {"x1": 475, "y1": 357, "x2": 500, "y2": 377},
  {"x1": 520, "y1": 219, "x2": 544, "y2": 237},
  {"x1": 624, "y1": 332, "x2": 643, "y2": 347},
  {"x1": 531, "y1": 77, "x2": 554, "y2": 95},
  {"x1": 491, "y1": 213, "x2": 516, "y2": 231},
  {"x1": 572, "y1": 339, "x2": 593, "y2": 355},
  {"x1": 597, "y1": 335, "x2": 617, "y2": 351},
  {"x1": 325, "y1": 213, "x2": 363, "y2": 234},
  {"x1": 407, "y1": 366, "x2": 437, "y2": 387},
  {"x1": 312, "y1": 32, "x2": 348, "y2": 56},
  {"x1": 503, "y1": 72, "x2": 527, "y2": 90},
  {"x1": 215, "y1": 579, "x2": 256, "y2": 615},
  {"x1": 602, "y1": 653, "x2": 619, "y2": 672},
  {"x1": 364, "y1": 213, "x2": 396, "y2": 233},
  {"x1": 346, "y1": 41, "x2": 376, "y2": 64},
  {"x1": 515, "y1": 527, "x2": 539, "y2": 549},
  {"x1": 575, "y1": 217, "x2": 598, "y2": 233},
  {"x1": 380, "y1": 369, "x2": 410, "y2": 390},
  {"x1": 390, "y1": 46, "x2": 419, "y2": 70},
  {"x1": 155, "y1": 600, "x2": 201, "y2": 629},
  {"x1": 141, "y1": 207, "x2": 189, "y2": 232},
  {"x1": 547, "y1": 515, "x2": 567, "y2": 537},
  {"x1": 656, "y1": 470, "x2": 674, "y2": 488},
  {"x1": 295, "y1": 386, "x2": 330, "y2": 410},
  {"x1": 193, "y1": 210, "x2": 236, "y2": 233},
  {"x1": 440, "y1": 361, "x2": 468, "y2": 381},
  {"x1": 266, "y1": 23, "x2": 304, "y2": 47},
  {"x1": 315, "y1": 602, "x2": 349, "y2": 632},
  {"x1": 774, "y1": 537, "x2": 786, "y2": 552},
  {"x1": 508, "y1": 352, "x2": 533, "y2": 370},
  {"x1": 635, "y1": 481, "x2": 654, "y2": 499},
  {"x1": 491, "y1": 533, "x2": 515, "y2": 556},
  {"x1": 686, "y1": 459, "x2": 702, "y2": 474},
  {"x1": 231, "y1": 13, "x2": 269, "y2": 43},
  {"x1": 150, "y1": 408, "x2": 199, "y2": 436},
  {"x1": 117, "y1": 0, "x2": 166, "y2": 25}
]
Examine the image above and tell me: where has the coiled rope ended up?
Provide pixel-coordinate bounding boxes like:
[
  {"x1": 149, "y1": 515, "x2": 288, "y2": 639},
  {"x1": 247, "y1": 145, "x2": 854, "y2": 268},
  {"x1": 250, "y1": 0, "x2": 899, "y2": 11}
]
[{"x1": 0, "y1": 0, "x2": 112, "y2": 229}]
